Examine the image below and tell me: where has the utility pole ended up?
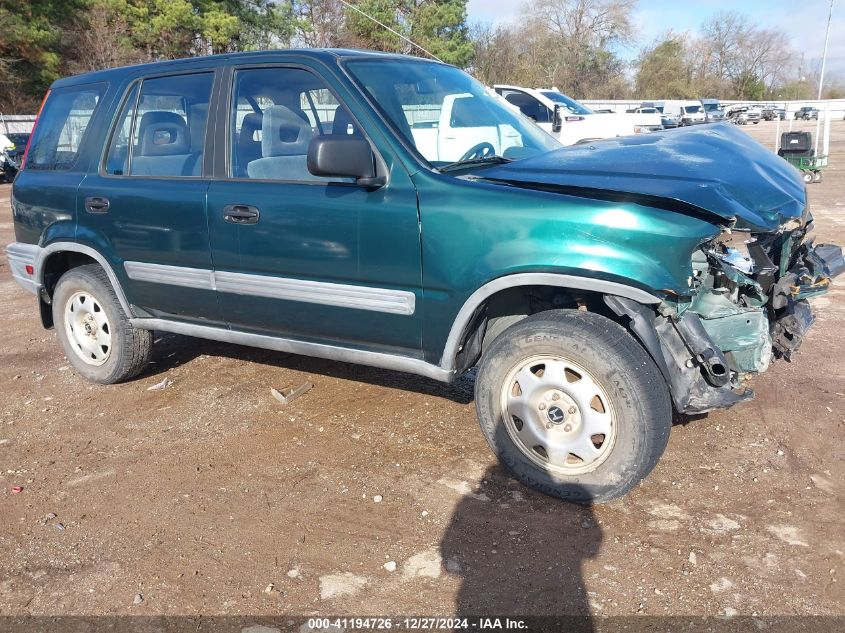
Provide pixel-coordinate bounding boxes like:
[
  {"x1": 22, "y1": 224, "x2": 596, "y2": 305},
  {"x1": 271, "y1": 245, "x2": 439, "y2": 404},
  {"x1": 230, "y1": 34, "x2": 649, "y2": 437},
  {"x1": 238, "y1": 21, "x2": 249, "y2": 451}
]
[{"x1": 817, "y1": 0, "x2": 834, "y2": 100}]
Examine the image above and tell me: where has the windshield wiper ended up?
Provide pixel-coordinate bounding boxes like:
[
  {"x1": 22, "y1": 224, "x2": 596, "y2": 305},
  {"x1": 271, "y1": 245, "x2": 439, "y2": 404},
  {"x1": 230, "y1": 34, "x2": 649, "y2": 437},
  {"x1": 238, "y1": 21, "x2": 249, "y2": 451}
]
[{"x1": 440, "y1": 155, "x2": 512, "y2": 173}]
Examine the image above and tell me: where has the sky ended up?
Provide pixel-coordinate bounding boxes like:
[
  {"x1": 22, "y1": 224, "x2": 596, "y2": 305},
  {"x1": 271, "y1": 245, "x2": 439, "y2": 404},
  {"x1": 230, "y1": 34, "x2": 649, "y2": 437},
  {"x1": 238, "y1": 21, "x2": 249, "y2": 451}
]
[{"x1": 466, "y1": 0, "x2": 845, "y2": 78}]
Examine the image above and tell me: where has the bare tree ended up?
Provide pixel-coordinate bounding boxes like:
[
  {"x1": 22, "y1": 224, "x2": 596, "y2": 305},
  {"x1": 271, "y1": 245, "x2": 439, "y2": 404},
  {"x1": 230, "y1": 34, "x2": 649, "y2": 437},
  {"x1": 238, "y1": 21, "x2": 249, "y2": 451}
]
[
  {"x1": 292, "y1": 0, "x2": 349, "y2": 48},
  {"x1": 527, "y1": 0, "x2": 636, "y2": 97},
  {"x1": 68, "y1": 3, "x2": 146, "y2": 74}
]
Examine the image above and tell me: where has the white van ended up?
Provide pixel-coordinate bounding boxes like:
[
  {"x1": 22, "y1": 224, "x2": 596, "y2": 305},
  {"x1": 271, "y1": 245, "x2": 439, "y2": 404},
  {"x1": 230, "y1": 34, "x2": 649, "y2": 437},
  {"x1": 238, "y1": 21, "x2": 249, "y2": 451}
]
[{"x1": 662, "y1": 100, "x2": 707, "y2": 126}]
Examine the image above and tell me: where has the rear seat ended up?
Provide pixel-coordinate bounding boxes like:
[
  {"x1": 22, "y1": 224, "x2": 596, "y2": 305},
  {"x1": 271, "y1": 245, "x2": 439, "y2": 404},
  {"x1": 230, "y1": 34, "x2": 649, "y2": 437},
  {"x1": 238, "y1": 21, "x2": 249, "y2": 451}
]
[{"x1": 132, "y1": 111, "x2": 201, "y2": 177}]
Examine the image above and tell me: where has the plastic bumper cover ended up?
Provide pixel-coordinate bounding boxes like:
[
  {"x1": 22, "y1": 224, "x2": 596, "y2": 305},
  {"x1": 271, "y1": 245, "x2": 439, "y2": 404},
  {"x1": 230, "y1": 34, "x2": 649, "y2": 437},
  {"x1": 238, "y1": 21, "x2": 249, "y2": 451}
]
[{"x1": 5, "y1": 242, "x2": 41, "y2": 295}]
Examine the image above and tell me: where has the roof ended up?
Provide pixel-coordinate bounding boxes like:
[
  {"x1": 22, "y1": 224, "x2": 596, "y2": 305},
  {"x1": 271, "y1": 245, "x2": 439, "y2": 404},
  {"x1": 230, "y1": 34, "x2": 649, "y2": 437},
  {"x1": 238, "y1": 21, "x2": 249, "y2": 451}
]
[{"x1": 52, "y1": 48, "x2": 436, "y2": 88}]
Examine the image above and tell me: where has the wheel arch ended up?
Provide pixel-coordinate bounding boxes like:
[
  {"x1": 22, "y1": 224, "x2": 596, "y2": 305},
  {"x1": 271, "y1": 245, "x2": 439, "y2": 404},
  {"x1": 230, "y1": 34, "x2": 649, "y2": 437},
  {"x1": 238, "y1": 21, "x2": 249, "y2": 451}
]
[
  {"x1": 36, "y1": 243, "x2": 134, "y2": 326},
  {"x1": 438, "y1": 273, "x2": 661, "y2": 375}
]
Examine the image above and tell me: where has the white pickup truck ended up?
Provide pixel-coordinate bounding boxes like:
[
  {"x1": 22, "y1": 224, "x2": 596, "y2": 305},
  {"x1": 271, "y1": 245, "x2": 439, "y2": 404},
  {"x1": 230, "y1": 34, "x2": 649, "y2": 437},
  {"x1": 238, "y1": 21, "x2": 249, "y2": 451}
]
[
  {"x1": 493, "y1": 85, "x2": 663, "y2": 145},
  {"x1": 408, "y1": 92, "x2": 526, "y2": 162}
]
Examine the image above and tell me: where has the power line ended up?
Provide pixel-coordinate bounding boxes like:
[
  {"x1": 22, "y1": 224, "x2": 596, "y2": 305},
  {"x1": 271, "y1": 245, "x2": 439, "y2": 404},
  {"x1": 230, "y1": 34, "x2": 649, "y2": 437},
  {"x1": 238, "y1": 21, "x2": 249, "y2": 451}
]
[{"x1": 337, "y1": 0, "x2": 444, "y2": 62}]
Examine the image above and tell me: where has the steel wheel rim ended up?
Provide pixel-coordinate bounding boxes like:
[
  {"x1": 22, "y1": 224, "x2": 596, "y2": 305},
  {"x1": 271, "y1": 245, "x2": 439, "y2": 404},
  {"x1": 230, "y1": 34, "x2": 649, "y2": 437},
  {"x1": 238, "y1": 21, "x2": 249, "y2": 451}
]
[
  {"x1": 500, "y1": 354, "x2": 616, "y2": 475},
  {"x1": 64, "y1": 291, "x2": 112, "y2": 366}
]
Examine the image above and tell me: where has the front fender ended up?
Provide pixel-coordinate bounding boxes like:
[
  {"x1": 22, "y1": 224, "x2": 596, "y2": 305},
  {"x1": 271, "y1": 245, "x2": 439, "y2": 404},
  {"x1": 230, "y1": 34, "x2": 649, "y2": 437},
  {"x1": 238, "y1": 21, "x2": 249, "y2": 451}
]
[{"x1": 415, "y1": 171, "x2": 721, "y2": 362}]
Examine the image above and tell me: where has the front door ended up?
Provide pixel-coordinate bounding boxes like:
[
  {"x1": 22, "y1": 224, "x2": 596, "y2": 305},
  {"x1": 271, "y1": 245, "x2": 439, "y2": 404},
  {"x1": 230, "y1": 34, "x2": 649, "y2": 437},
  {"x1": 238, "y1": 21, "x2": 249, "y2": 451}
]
[
  {"x1": 77, "y1": 71, "x2": 221, "y2": 324},
  {"x1": 206, "y1": 65, "x2": 423, "y2": 355}
]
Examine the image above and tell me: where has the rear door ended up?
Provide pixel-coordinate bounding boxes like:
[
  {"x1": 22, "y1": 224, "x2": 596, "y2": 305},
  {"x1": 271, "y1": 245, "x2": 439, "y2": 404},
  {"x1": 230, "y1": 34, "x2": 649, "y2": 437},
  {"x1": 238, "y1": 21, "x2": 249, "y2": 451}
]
[{"x1": 76, "y1": 70, "x2": 222, "y2": 323}]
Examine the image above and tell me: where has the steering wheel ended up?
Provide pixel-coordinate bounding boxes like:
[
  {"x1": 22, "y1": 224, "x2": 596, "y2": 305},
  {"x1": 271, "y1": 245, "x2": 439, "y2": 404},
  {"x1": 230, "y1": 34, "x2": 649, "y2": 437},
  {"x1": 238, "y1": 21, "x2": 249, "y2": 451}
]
[{"x1": 458, "y1": 142, "x2": 496, "y2": 162}]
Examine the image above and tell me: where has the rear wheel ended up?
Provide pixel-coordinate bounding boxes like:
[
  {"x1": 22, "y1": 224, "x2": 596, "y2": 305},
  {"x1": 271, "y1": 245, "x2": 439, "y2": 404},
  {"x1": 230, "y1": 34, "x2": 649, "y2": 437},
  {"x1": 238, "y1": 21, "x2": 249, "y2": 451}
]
[
  {"x1": 802, "y1": 170, "x2": 814, "y2": 184},
  {"x1": 53, "y1": 264, "x2": 152, "y2": 384},
  {"x1": 474, "y1": 310, "x2": 672, "y2": 503},
  {"x1": 813, "y1": 171, "x2": 823, "y2": 183}
]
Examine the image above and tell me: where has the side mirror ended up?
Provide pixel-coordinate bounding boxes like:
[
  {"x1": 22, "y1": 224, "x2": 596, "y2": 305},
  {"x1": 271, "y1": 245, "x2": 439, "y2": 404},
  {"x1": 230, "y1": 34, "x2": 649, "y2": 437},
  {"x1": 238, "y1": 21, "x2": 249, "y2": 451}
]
[
  {"x1": 552, "y1": 104, "x2": 563, "y2": 133},
  {"x1": 307, "y1": 136, "x2": 385, "y2": 188}
]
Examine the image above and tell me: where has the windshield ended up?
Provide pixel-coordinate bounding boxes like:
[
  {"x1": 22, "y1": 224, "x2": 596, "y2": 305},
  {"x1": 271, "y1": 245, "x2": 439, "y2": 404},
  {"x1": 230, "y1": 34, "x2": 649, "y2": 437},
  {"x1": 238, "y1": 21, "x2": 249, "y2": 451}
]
[
  {"x1": 345, "y1": 60, "x2": 560, "y2": 168},
  {"x1": 539, "y1": 91, "x2": 594, "y2": 115},
  {"x1": 702, "y1": 103, "x2": 720, "y2": 111},
  {"x1": 684, "y1": 105, "x2": 702, "y2": 113}
]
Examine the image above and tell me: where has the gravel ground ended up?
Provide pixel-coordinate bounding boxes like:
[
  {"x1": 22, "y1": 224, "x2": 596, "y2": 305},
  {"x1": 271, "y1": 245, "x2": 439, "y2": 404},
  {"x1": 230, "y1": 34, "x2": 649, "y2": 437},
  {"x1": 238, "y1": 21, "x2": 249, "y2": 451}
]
[{"x1": 0, "y1": 120, "x2": 842, "y2": 617}]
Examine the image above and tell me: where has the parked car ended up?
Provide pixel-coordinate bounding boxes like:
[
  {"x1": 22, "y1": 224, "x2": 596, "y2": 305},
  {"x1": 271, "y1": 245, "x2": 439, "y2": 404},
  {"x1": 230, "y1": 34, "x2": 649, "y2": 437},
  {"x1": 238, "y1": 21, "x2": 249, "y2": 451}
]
[
  {"x1": 794, "y1": 106, "x2": 819, "y2": 120},
  {"x1": 727, "y1": 105, "x2": 761, "y2": 125},
  {"x1": 640, "y1": 101, "x2": 679, "y2": 128},
  {"x1": 700, "y1": 98, "x2": 726, "y2": 122},
  {"x1": 493, "y1": 85, "x2": 663, "y2": 145},
  {"x1": 662, "y1": 100, "x2": 707, "y2": 126},
  {"x1": 634, "y1": 105, "x2": 678, "y2": 129},
  {"x1": 7, "y1": 50, "x2": 844, "y2": 503},
  {"x1": 761, "y1": 106, "x2": 786, "y2": 121},
  {"x1": 2, "y1": 132, "x2": 30, "y2": 182},
  {"x1": 744, "y1": 105, "x2": 762, "y2": 124}
]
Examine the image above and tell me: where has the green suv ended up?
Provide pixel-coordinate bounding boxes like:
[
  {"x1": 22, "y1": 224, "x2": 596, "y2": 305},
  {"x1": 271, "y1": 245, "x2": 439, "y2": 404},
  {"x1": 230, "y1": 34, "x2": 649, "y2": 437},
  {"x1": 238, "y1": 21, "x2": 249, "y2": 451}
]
[{"x1": 6, "y1": 50, "x2": 843, "y2": 502}]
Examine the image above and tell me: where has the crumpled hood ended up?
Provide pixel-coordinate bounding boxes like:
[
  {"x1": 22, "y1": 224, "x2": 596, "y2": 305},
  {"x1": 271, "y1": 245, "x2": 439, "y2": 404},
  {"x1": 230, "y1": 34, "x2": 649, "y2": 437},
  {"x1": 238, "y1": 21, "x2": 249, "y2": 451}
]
[{"x1": 481, "y1": 123, "x2": 806, "y2": 232}]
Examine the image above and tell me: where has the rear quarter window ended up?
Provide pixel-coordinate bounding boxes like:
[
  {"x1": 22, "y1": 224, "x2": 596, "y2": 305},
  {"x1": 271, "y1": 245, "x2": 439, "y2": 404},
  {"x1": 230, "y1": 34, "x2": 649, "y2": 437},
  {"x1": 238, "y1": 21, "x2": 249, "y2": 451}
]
[{"x1": 25, "y1": 84, "x2": 106, "y2": 171}]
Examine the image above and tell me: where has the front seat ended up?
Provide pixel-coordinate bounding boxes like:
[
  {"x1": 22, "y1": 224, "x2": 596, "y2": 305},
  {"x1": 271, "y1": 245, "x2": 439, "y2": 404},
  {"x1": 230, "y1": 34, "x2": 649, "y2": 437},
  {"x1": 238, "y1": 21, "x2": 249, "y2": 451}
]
[
  {"x1": 247, "y1": 105, "x2": 315, "y2": 181},
  {"x1": 331, "y1": 105, "x2": 362, "y2": 137},
  {"x1": 132, "y1": 111, "x2": 196, "y2": 177},
  {"x1": 235, "y1": 112, "x2": 263, "y2": 177}
]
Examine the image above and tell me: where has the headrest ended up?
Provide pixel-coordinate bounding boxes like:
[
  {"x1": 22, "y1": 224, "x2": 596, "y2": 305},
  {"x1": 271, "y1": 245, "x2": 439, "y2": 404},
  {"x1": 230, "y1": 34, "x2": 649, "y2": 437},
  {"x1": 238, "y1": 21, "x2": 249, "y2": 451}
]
[
  {"x1": 138, "y1": 111, "x2": 190, "y2": 156},
  {"x1": 261, "y1": 105, "x2": 313, "y2": 157},
  {"x1": 189, "y1": 103, "x2": 208, "y2": 153},
  {"x1": 239, "y1": 112, "x2": 263, "y2": 145},
  {"x1": 332, "y1": 106, "x2": 360, "y2": 137}
]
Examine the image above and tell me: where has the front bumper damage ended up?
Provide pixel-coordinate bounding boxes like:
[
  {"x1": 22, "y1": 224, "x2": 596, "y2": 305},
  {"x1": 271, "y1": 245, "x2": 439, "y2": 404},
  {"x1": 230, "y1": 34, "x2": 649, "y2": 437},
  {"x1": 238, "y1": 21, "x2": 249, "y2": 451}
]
[{"x1": 607, "y1": 229, "x2": 845, "y2": 414}]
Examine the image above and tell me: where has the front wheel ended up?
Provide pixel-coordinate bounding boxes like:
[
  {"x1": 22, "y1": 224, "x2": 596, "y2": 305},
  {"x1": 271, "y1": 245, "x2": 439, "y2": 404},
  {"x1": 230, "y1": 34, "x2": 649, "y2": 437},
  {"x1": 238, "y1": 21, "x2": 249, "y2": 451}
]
[
  {"x1": 53, "y1": 264, "x2": 153, "y2": 384},
  {"x1": 474, "y1": 310, "x2": 671, "y2": 503}
]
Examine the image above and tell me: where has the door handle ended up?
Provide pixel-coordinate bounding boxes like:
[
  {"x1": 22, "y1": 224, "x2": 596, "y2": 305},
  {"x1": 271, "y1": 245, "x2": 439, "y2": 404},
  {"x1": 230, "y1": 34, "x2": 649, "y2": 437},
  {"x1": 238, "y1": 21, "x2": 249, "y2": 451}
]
[
  {"x1": 223, "y1": 204, "x2": 260, "y2": 225},
  {"x1": 84, "y1": 197, "x2": 110, "y2": 214}
]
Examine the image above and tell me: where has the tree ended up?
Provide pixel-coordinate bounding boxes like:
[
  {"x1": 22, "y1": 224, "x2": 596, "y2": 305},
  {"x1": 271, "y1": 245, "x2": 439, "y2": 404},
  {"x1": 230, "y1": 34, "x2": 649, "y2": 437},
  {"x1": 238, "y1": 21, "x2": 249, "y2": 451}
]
[
  {"x1": 0, "y1": 0, "x2": 87, "y2": 110},
  {"x1": 67, "y1": 1, "x2": 145, "y2": 74},
  {"x1": 696, "y1": 11, "x2": 790, "y2": 99},
  {"x1": 291, "y1": 0, "x2": 348, "y2": 48},
  {"x1": 410, "y1": 0, "x2": 474, "y2": 66},
  {"x1": 635, "y1": 35, "x2": 692, "y2": 99},
  {"x1": 344, "y1": 0, "x2": 473, "y2": 66},
  {"x1": 532, "y1": 0, "x2": 636, "y2": 97}
]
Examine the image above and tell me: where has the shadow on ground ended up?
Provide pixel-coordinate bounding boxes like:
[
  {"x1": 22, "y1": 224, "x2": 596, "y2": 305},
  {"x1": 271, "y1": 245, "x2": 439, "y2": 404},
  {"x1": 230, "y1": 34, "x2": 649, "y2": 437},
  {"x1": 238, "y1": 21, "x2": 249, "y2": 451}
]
[{"x1": 440, "y1": 466, "x2": 600, "y2": 625}]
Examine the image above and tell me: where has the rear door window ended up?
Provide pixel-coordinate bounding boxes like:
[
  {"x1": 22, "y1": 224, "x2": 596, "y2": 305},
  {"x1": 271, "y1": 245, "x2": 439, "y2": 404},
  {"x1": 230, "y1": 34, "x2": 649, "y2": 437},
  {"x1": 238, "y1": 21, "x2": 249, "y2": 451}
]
[
  {"x1": 104, "y1": 72, "x2": 213, "y2": 178},
  {"x1": 25, "y1": 85, "x2": 106, "y2": 171}
]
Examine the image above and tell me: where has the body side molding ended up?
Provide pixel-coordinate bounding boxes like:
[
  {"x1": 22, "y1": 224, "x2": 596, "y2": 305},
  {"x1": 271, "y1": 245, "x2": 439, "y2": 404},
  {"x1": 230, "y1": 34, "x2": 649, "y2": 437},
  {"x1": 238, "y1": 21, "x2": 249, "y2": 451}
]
[
  {"x1": 438, "y1": 272, "x2": 662, "y2": 371},
  {"x1": 122, "y1": 261, "x2": 417, "y2": 316},
  {"x1": 214, "y1": 270, "x2": 415, "y2": 315},
  {"x1": 130, "y1": 318, "x2": 449, "y2": 381},
  {"x1": 124, "y1": 261, "x2": 216, "y2": 291}
]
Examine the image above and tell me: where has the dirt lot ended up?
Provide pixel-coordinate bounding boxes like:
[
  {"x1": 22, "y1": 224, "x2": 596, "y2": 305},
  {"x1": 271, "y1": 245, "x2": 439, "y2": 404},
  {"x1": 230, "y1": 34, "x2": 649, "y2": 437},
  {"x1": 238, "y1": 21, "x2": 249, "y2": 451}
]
[{"x1": 0, "y1": 120, "x2": 843, "y2": 618}]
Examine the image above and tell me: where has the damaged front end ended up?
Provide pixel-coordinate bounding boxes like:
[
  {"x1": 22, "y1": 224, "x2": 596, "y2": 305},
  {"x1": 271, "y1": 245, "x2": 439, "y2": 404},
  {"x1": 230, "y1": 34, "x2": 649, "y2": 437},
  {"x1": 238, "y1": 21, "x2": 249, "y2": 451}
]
[{"x1": 607, "y1": 217, "x2": 845, "y2": 414}]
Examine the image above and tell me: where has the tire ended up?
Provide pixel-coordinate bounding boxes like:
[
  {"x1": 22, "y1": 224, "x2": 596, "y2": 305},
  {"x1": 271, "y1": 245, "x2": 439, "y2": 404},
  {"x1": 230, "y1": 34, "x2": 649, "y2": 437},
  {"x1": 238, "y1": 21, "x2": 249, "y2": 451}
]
[
  {"x1": 474, "y1": 309, "x2": 671, "y2": 504},
  {"x1": 813, "y1": 171, "x2": 823, "y2": 183},
  {"x1": 52, "y1": 264, "x2": 153, "y2": 384},
  {"x1": 802, "y1": 170, "x2": 814, "y2": 184}
]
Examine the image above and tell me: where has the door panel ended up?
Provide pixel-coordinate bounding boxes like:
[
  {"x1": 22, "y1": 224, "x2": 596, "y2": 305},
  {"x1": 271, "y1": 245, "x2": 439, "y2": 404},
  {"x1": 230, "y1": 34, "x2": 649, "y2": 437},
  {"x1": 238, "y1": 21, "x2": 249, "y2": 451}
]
[
  {"x1": 207, "y1": 65, "x2": 423, "y2": 354},
  {"x1": 76, "y1": 72, "x2": 221, "y2": 323}
]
